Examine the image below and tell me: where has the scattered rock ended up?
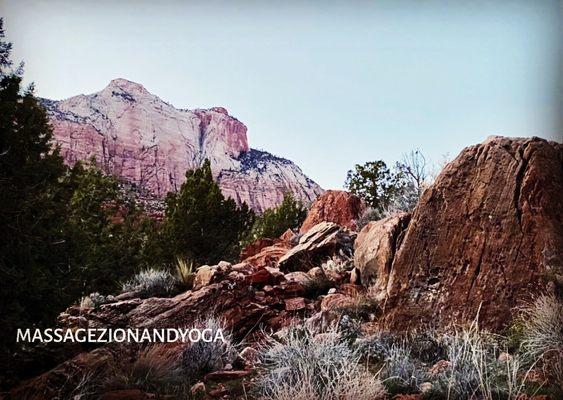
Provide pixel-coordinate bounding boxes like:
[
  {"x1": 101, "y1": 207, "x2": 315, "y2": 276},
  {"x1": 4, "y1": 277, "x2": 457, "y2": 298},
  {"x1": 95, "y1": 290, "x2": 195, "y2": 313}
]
[
  {"x1": 193, "y1": 265, "x2": 217, "y2": 290},
  {"x1": 284, "y1": 297, "x2": 307, "y2": 311},
  {"x1": 239, "y1": 347, "x2": 260, "y2": 366},
  {"x1": 203, "y1": 369, "x2": 250, "y2": 382},
  {"x1": 420, "y1": 382, "x2": 433, "y2": 394},
  {"x1": 284, "y1": 271, "x2": 311, "y2": 285},
  {"x1": 320, "y1": 294, "x2": 355, "y2": 312},
  {"x1": 300, "y1": 190, "x2": 365, "y2": 233},
  {"x1": 240, "y1": 238, "x2": 280, "y2": 260},
  {"x1": 243, "y1": 242, "x2": 292, "y2": 269},
  {"x1": 279, "y1": 228, "x2": 296, "y2": 241},
  {"x1": 190, "y1": 381, "x2": 206, "y2": 396},
  {"x1": 429, "y1": 360, "x2": 451, "y2": 376}
]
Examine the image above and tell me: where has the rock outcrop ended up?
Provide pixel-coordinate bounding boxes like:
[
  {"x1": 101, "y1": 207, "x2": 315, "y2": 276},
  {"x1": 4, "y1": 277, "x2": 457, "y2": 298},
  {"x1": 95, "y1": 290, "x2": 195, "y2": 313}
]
[
  {"x1": 353, "y1": 212, "x2": 411, "y2": 299},
  {"x1": 381, "y1": 136, "x2": 563, "y2": 330},
  {"x1": 300, "y1": 190, "x2": 365, "y2": 233},
  {"x1": 42, "y1": 78, "x2": 323, "y2": 212},
  {"x1": 279, "y1": 222, "x2": 356, "y2": 271}
]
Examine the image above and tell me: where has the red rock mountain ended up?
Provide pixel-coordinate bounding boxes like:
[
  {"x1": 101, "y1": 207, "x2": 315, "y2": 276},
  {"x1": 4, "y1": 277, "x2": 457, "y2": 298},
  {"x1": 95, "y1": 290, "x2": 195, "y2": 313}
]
[{"x1": 42, "y1": 78, "x2": 323, "y2": 212}]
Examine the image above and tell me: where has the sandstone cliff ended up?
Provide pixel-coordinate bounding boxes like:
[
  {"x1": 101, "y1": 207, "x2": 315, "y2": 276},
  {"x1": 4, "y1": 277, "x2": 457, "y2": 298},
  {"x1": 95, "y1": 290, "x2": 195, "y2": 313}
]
[{"x1": 42, "y1": 78, "x2": 323, "y2": 212}]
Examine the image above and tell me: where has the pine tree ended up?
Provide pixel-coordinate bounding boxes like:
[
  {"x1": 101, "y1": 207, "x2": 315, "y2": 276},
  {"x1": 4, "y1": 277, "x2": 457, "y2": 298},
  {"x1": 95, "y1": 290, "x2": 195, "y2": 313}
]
[
  {"x1": 0, "y1": 18, "x2": 70, "y2": 375},
  {"x1": 161, "y1": 159, "x2": 254, "y2": 265},
  {"x1": 249, "y1": 192, "x2": 307, "y2": 240}
]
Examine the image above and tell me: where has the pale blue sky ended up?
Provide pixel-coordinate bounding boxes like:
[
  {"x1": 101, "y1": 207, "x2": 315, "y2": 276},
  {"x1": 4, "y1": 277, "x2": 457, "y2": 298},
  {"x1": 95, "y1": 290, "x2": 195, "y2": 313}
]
[{"x1": 1, "y1": 0, "x2": 561, "y2": 188}]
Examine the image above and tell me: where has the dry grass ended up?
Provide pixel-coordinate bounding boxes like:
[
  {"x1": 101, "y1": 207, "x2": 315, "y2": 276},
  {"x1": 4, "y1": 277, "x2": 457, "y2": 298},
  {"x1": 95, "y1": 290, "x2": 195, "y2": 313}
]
[
  {"x1": 121, "y1": 268, "x2": 179, "y2": 297},
  {"x1": 255, "y1": 325, "x2": 385, "y2": 400}
]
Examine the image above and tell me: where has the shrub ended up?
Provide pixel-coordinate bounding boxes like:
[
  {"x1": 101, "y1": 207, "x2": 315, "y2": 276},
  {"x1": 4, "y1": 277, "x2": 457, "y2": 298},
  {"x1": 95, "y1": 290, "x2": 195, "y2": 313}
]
[
  {"x1": 255, "y1": 325, "x2": 385, "y2": 400},
  {"x1": 434, "y1": 324, "x2": 533, "y2": 400},
  {"x1": 181, "y1": 317, "x2": 237, "y2": 384},
  {"x1": 104, "y1": 345, "x2": 186, "y2": 396},
  {"x1": 79, "y1": 292, "x2": 108, "y2": 309},
  {"x1": 518, "y1": 294, "x2": 563, "y2": 361},
  {"x1": 161, "y1": 159, "x2": 255, "y2": 265},
  {"x1": 175, "y1": 257, "x2": 195, "y2": 289},
  {"x1": 379, "y1": 341, "x2": 427, "y2": 395},
  {"x1": 121, "y1": 268, "x2": 179, "y2": 298},
  {"x1": 247, "y1": 192, "x2": 307, "y2": 242},
  {"x1": 518, "y1": 294, "x2": 563, "y2": 392},
  {"x1": 356, "y1": 207, "x2": 382, "y2": 230}
]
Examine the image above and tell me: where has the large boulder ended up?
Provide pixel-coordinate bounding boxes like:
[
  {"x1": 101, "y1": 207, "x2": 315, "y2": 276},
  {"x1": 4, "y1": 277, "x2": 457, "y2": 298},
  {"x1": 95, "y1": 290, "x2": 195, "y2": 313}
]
[
  {"x1": 382, "y1": 136, "x2": 563, "y2": 330},
  {"x1": 354, "y1": 212, "x2": 411, "y2": 300},
  {"x1": 278, "y1": 222, "x2": 356, "y2": 271},
  {"x1": 300, "y1": 190, "x2": 365, "y2": 233}
]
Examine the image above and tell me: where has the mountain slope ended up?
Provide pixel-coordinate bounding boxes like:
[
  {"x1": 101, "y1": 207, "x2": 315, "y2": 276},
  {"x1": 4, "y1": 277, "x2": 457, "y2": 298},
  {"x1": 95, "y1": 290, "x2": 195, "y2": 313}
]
[{"x1": 42, "y1": 79, "x2": 323, "y2": 212}]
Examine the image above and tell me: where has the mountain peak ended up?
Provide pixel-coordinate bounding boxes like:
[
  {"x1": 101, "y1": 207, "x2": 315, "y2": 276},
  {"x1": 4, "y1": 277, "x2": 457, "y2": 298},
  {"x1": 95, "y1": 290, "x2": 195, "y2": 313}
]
[{"x1": 106, "y1": 78, "x2": 149, "y2": 94}]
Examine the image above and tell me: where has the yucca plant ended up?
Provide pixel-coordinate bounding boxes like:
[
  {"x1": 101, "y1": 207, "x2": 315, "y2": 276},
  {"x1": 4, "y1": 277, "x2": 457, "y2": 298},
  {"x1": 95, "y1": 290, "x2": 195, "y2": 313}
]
[{"x1": 176, "y1": 257, "x2": 195, "y2": 289}]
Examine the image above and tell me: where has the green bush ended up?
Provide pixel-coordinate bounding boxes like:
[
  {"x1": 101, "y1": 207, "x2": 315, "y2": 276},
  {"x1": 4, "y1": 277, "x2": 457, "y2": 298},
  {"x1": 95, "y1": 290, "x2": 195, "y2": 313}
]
[{"x1": 247, "y1": 192, "x2": 307, "y2": 242}]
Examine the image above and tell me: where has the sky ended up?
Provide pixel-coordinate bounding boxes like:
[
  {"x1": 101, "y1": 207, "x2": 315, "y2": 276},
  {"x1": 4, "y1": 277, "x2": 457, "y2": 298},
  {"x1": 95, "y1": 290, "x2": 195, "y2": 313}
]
[{"x1": 1, "y1": 0, "x2": 561, "y2": 189}]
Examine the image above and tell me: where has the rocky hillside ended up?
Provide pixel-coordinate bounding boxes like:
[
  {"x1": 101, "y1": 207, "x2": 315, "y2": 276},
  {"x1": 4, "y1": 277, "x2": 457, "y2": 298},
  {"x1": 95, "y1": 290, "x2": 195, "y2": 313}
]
[
  {"x1": 9, "y1": 136, "x2": 563, "y2": 399},
  {"x1": 42, "y1": 79, "x2": 323, "y2": 212}
]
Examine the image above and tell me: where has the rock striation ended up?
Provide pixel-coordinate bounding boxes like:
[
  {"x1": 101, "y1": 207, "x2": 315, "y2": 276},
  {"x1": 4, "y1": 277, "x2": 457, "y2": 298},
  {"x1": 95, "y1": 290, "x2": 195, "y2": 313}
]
[
  {"x1": 42, "y1": 78, "x2": 323, "y2": 212},
  {"x1": 365, "y1": 136, "x2": 562, "y2": 330}
]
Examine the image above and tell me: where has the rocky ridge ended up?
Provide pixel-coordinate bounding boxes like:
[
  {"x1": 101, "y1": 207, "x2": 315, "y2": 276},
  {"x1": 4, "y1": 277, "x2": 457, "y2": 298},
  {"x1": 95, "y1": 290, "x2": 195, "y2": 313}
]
[{"x1": 42, "y1": 79, "x2": 323, "y2": 212}]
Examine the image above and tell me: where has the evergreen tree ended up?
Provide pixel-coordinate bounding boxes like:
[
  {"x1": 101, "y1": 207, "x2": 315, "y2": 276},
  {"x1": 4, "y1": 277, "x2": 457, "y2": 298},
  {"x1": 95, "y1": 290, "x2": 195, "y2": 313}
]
[
  {"x1": 249, "y1": 192, "x2": 307, "y2": 240},
  {"x1": 344, "y1": 160, "x2": 404, "y2": 212},
  {"x1": 62, "y1": 160, "x2": 157, "y2": 296},
  {"x1": 161, "y1": 159, "x2": 254, "y2": 265},
  {"x1": 0, "y1": 18, "x2": 70, "y2": 375}
]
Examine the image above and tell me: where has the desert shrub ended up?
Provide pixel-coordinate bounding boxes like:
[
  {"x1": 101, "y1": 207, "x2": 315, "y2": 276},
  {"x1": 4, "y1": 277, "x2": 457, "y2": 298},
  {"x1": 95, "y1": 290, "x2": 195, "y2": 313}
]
[
  {"x1": 356, "y1": 207, "x2": 382, "y2": 230},
  {"x1": 380, "y1": 341, "x2": 428, "y2": 395},
  {"x1": 255, "y1": 325, "x2": 385, "y2": 400},
  {"x1": 357, "y1": 331, "x2": 397, "y2": 363},
  {"x1": 432, "y1": 325, "x2": 534, "y2": 400},
  {"x1": 518, "y1": 294, "x2": 563, "y2": 392},
  {"x1": 121, "y1": 268, "x2": 179, "y2": 298},
  {"x1": 79, "y1": 292, "x2": 108, "y2": 309},
  {"x1": 408, "y1": 330, "x2": 447, "y2": 364},
  {"x1": 104, "y1": 345, "x2": 187, "y2": 396},
  {"x1": 518, "y1": 294, "x2": 563, "y2": 361},
  {"x1": 181, "y1": 317, "x2": 237, "y2": 384},
  {"x1": 322, "y1": 257, "x2": 354, "y2": 273},
  {"x1": 175, "y1": 257, "x2": 195, "y2": 289}
]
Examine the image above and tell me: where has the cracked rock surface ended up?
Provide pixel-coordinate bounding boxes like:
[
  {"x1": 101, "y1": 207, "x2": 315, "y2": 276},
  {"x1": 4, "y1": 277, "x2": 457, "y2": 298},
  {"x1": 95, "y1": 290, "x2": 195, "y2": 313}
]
[{"x1": 381, "y1": 136, "x2": 563, "y2": 330}]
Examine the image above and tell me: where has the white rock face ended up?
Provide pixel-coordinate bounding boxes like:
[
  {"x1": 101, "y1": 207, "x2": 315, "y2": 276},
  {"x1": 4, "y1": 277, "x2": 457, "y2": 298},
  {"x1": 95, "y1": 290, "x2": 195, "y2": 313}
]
[{"x1": 43, "y1": 78, "x2": 323, "y2": 212}]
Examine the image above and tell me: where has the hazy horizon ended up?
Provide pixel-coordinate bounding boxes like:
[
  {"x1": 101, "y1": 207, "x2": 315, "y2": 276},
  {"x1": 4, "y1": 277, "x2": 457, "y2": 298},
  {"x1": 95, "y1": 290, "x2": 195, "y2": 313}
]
[{"x1": 1, "y1": 0, "x2": 561, "y2": 189}]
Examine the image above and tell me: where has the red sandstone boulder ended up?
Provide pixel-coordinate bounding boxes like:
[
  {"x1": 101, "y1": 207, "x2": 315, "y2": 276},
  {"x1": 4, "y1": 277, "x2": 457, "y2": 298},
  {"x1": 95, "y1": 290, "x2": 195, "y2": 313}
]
[
  {"x1": 300, "y1": 190, "x2": 365, "y2": 233},
  {"x1": 242, "y1": 241, "x2": 292, "y2": 269},
  {"x1": 354, "y1": 212, "x2": 411, "y2": 299},
  {"x1": 278, "y1": 222, "x2": 356, "y2": 271},
  {"x1": 382, "y1": 136, "x2": 563, "y2": 330},
  {"x1": 240, "y1": 237, "x2": 280, "y2": 260}
]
